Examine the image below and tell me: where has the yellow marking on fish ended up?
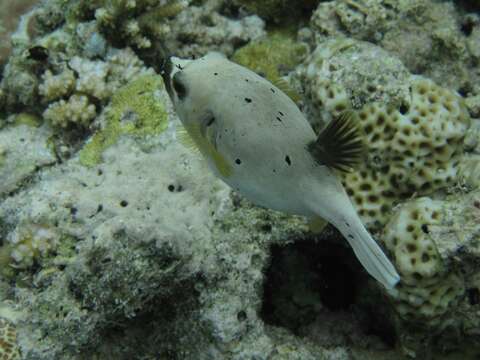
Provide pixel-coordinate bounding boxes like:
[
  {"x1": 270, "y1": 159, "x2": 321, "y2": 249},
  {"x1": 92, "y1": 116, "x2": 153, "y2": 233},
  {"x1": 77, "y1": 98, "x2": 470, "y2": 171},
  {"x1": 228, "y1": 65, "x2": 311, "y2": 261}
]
[{"x1": 178, "y1": 122, "x2": 233, "y2": 178}]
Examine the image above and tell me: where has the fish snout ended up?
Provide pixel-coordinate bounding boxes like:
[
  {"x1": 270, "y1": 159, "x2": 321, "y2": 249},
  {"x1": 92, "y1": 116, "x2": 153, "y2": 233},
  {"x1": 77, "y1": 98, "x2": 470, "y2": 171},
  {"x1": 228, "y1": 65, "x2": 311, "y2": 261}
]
[{"x1": 160, "y1": 57, "x2": 174, "y2": 99}]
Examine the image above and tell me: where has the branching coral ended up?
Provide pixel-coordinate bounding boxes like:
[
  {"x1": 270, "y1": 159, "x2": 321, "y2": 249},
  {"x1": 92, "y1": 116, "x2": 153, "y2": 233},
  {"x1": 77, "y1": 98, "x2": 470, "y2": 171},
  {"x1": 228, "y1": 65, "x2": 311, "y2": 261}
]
[
  {"x1": 94, "y1": 0, "x2": 188, "y2": 49},
  {"x1": 43, "y1": 94, "x2": 96, "y2": 128},
  {"x1": 38, "y1": 68, "x2": 76, "y2": 102}
]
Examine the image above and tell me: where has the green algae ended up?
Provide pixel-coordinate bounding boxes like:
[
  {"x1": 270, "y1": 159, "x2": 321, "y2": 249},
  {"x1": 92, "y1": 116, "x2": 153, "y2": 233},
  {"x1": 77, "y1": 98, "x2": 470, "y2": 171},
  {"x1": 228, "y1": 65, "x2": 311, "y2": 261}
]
[
  {"x1": 232, "y1": 31, "x2": 307, "y2": 81},
  {"x1": 14, "y1": 112, "x2": 42, "y2": 127},
  {"x1": 79, "y1": 74, "x2": 168, "y2": 167},
  {"x1": 232, "y1": 30, "x2": 307, "y2": 102}
]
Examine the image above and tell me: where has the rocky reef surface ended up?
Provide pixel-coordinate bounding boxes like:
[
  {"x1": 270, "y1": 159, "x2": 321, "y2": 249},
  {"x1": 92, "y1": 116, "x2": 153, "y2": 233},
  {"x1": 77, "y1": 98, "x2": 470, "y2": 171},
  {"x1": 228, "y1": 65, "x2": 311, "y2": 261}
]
[{"x1": 0, "y1": 0, "x2": 479, "y2": 359}]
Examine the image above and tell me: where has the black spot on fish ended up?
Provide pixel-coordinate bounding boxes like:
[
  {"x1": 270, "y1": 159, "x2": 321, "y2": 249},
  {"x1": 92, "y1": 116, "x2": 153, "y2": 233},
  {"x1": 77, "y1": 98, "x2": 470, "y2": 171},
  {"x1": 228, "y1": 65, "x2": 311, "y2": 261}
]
[
  {"x1": 176, "y1": 64, "x2": 184, "y2": 70},
  {"x1": 276, "y1": 117, "x2": 282, "y2": 122},
  {"x1": 245, "y1": 79, "x2": 249, "y2": 82},
  {"x1": 348, "y1": 234, "x2": 354, "y2": 239},
  {"x1": 235, "y1": 159, "x2": 242, "y2": 165},
  {"x1": 285, "y1": 155, "x2": 291, "y2": 166},
  {"x1": 245, "y1": 97, "x2": 252, "y2": 103},
  {"x1": 270, "y1": 88, "x2": 275, "y2": 93},
  {"x1": 273, "y1": 169, "x2": 276, "y2": 173},
  {"x1": 214, "y1": 72, "x2": 218, "y2": 75},
  {"x1": 278, "y1": 111, "x2": 284, "y2": 116},
  {"x1": 120, "y1": 200, "x2": 128, "y2": 207}
]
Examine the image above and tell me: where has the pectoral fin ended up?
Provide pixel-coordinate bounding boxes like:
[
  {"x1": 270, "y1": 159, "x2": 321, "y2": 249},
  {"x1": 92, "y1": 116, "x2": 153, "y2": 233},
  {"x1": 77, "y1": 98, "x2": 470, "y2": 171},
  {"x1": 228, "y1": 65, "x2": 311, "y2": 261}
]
[
  {"x1": 177, "y1": 122, "x2": 232, "y2": 178},
  {"x1": 307, "y1": 111, "x2": 365, "y2": 172}
]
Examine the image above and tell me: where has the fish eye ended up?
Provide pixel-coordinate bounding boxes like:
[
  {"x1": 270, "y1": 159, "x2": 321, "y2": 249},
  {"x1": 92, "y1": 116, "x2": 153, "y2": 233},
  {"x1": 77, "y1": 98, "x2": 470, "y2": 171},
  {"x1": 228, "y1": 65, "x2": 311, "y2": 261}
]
[{"x1": 172, "y1": 74, "x2": 187, "y2": 100}]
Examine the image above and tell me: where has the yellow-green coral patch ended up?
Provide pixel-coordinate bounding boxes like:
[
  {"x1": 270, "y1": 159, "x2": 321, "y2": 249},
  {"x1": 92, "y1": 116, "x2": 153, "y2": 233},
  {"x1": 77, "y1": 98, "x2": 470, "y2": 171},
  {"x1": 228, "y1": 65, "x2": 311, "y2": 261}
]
[
  {"x1": 79, "y1": 74, "x2": 168, "y2": 167},
  {"x1": 232, "y1": 31, "x2": 307, "y2": 83},
  {"x1": 13, "y1": 113, "x2": 42, "y2": 127}
]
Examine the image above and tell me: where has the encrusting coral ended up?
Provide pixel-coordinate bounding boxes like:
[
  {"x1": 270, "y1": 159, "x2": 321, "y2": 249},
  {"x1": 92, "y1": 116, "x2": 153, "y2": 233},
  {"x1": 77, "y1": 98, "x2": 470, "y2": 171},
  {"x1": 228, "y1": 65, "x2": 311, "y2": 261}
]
[
  {"x1": 79, "y1": 74, "x2": 168, "y2": 167},
  {"x1": 1, "y1": 0, "x2": 480, "y2": 359},
  {"x1": 0, "y1": 318, "x2": 20, "y2": 360},
  {"x1": 298, "y1": 38, "x2": 471, "y2": 228},
  {"x1": 233, "y1": 30, "x2": 308, "y2": 83},
  {"x1": 383, "y1": 197, "x2": 464, "y2": 323}
]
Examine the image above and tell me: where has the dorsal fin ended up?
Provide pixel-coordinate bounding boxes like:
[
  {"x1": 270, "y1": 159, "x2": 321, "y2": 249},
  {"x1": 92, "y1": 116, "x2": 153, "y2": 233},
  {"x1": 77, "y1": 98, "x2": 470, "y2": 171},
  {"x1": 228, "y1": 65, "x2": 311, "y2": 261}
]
[
  {"x1": 307, "y1": 111, "x2": 364, "y2": 172},
  {"x1": 272, "y1": 77, "x2": 301, "y2": 103}
]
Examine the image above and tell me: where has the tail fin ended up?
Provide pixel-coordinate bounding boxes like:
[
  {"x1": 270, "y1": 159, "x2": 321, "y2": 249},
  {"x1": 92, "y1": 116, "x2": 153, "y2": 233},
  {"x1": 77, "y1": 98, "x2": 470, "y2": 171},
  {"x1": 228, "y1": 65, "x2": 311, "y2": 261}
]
[{"x1": 337, "y1": 219, "x2": 400, "y2": 290}]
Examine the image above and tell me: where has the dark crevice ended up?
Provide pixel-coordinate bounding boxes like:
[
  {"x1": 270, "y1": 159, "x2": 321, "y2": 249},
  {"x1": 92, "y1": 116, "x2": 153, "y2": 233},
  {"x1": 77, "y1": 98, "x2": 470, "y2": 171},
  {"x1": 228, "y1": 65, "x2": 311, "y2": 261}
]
[
  {"x1": 260, "y1": 229, "x2": 397, "y2": 348},
  {"x1": 261, "y1": 234, "x2": 358, "y2": 333}
]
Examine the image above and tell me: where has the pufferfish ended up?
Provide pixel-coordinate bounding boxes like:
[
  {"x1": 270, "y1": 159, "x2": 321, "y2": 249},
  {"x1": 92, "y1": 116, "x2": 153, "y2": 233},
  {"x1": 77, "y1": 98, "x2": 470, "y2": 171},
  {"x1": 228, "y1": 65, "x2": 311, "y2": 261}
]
[{"x1": 161, "y1": 52, "x2": 400, "y2": 290}]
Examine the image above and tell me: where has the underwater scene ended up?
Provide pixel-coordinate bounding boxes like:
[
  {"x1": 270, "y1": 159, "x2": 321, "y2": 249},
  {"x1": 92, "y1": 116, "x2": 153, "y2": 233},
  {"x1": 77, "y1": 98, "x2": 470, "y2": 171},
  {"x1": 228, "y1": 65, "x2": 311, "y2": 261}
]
[{"x1": 0, "y1": 0, "x2": 480, "y2": 359}]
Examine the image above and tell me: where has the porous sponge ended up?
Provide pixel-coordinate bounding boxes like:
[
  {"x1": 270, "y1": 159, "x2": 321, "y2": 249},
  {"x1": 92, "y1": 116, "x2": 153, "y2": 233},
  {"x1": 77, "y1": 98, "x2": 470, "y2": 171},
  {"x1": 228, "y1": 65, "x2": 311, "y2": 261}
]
[
  {"x1": 0, "y1": 318, "x2": 20, "y2": 360},
  {"x1": 383, "y1": 197, "x2": 464, "y2": 322},
  {"x1": 339, "y1": 77, "x2": 470, "y2": 227}
]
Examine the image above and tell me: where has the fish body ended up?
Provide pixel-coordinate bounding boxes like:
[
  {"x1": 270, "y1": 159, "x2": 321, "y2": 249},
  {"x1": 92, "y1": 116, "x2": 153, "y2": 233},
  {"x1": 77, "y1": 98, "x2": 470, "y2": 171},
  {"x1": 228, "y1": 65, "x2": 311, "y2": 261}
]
[{"x1": 162, "y1": 53, "x2": 400, "y2": 290}]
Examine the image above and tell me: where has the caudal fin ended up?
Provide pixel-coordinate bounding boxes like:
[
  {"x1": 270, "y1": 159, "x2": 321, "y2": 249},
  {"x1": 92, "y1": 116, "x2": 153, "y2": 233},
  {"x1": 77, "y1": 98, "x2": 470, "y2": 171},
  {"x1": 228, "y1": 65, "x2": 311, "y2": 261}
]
[{"x1": 333, "y1": 216, "x2": 400, "y2": 290}]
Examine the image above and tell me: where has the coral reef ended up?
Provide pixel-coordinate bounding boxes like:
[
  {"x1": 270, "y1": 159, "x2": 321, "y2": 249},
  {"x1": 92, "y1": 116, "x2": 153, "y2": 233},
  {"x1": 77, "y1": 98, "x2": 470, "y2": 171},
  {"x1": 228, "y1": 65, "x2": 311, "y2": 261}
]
[
  {"x1": 232, "y1": 30, "x2": 308, "y2": 82},
  {"x1": 0, "y1": 0, "x2": 39, "y2": 66},
  {"x1": 309, "y1": 0, "x2": 480, "y2": 103},
  {"x1": 79, "y1": 74, "x2": 168, "y2": 167},
  {"x1": 0, "y1": 318, "x2": 20, "y2": 360},
  {"x1": 0, "y1": 0, "x2": 479, "y2": 359},
  {"x1": 164, "y1": 0, "x2": 265, "y2": 59},
  {"x1": 381, "y1": 191, "x2": 480, "y2": 356},
  {"x1": 93, "y1": 0, "x2": 188, "y2": 49},
  {"x1": 384, "y1": 198, "x2": 464, "y2": 322},
  {"x1": 43, "y1": 95, "x2": 96, "y2": 128},
  {"x1": 234, "y1": 0, "x2": 320, "y2": 23},
  {"x1": 297, "y1": 38, "x2": 471, "y2": 228},
  {"x1": 2, "y1": 221, "x2": 60, "y2": 270},
  {"x1": 0, "y1": 122, "x2": 56, "y2": 196}
]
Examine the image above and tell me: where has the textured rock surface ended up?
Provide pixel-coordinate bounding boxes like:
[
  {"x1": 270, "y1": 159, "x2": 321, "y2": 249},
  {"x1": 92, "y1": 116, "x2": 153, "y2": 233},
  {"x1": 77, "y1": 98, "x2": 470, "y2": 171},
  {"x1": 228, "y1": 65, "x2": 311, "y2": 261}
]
[{"x1": 0, "y1": 124, "x2": 56, "y2": 196}]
